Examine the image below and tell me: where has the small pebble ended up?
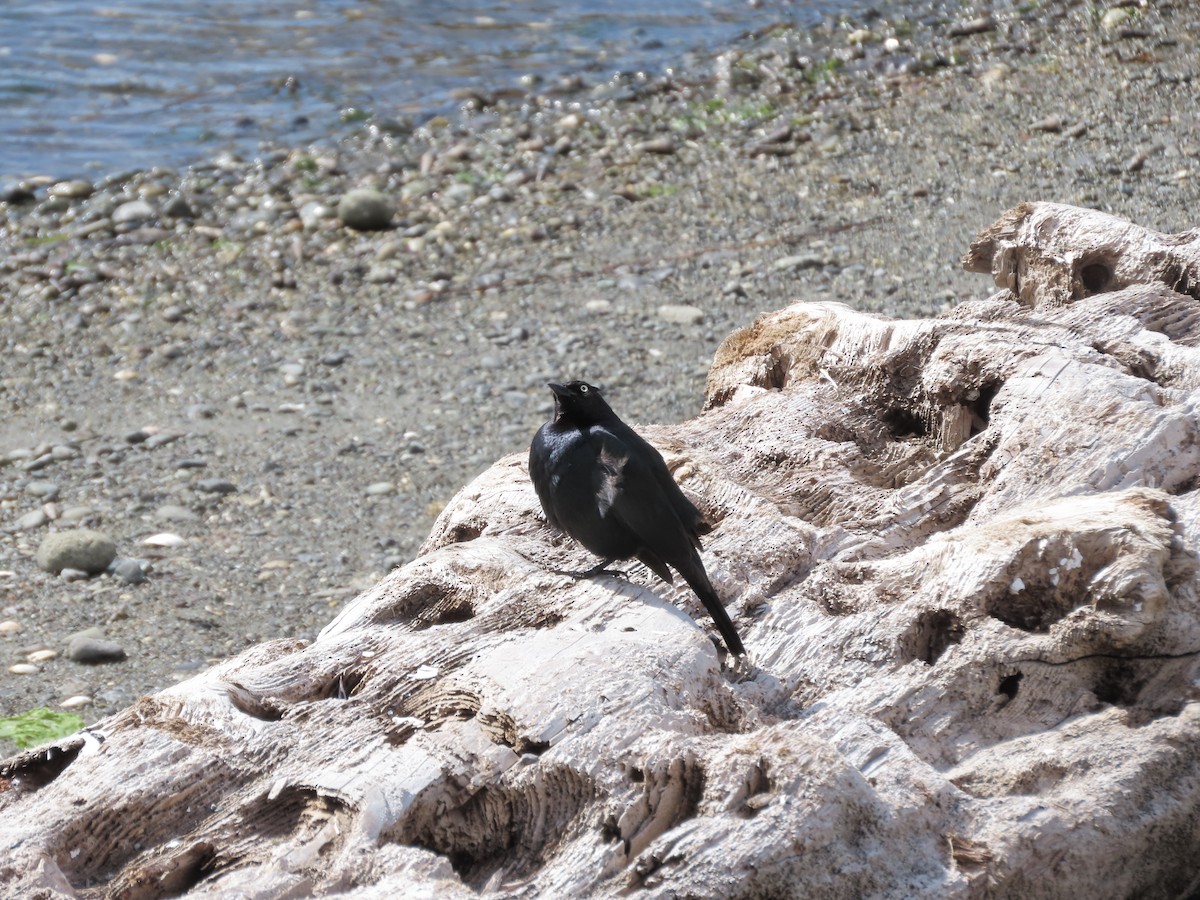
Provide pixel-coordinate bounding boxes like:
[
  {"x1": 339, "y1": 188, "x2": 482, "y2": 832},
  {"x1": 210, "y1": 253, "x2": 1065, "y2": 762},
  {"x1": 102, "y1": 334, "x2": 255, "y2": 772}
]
[
  {"x1": 68, "y1": 635, "x2": 128, "y2": 665},
  {"x1": 112, "y1": 199, "x2": 155, "y2": 224},
  {"x1": 363, "y1": 265, "x2": 396, "y2": 284},
  {"x1": 13, "y1": 508, "x2": 49, "y2": 531},
  {"x1": 774, "y1": 253, "x2": 826, "y2": 271},
  {"x1": 144, "y1": 432, "x2": 182, "y2": 450},
  {"x1": 1030, "y1": 116, "x2": 1065, "y2": 134},
  {"x1": 658, "y1": 304, "x2": 705, "y2": 325},
  {"x1": 8, "y1": 663, "x2": 38, "y2": 675},
  {"x1": 60, "y1": 695, "x2": 93, "y2": 709},
  {"x1": 161, "y1": 193, "x2": 193, "y2": 218},
  {"x1": 947, "y1": 14, "x2": 994, "y2": 37},
  {"x1": 365, "y1": 481, "x2": 396, "y2": 496},
  {"x1": 109, "y1": 558, "x2": 150, "y2": 584},
  {"x1": 1100, "y1": 7, "x2": 1132, "y2": 30},
  {"x1": 50, "y1": 179, "x2": 94, "y2": 199},
  {"x1": 143, "y1": 532, "x2": 186, "y2": 547},
  {"x1": 155, "y1": 505, "x2": 198, "y2": 522},
  {"x1": 58, "y1": 506, "x2": 96, "y2": 525},
  {"x1": 185, "y1": 403, "x2": 218, "y2": 420},
  {"x1": 27, "y1": 649, "x2": 58, "y2": 663},
  {"x1": 195, "y1": 478, "x2": 238, "y2": 494},
  {"x1": 635, "y1": 137, "x2": 676, "y2": 155},
  {"x1": 337, "y1": 188, "x2": 393, "y2": 230}
]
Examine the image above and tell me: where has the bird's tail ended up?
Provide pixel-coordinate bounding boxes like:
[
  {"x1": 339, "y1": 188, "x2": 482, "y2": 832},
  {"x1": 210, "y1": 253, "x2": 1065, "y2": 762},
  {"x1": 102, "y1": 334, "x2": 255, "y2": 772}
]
[{"x1": 681, "y1": 559, "x2": 745, "y2": 656}]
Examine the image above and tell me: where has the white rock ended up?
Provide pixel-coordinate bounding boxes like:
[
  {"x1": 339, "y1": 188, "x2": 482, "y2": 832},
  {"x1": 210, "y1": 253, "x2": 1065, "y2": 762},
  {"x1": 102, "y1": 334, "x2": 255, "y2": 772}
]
[
  {"x1": 142, "y1": 532, "x2": 186, "y2": 548},
  {"x1": 657, "y1": 304, "x2": 705, "y2": 325}
]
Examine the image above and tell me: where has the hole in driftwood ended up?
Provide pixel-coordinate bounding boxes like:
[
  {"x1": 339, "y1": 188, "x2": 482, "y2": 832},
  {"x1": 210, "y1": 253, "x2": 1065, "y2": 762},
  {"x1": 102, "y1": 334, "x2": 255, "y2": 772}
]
[
  {"x1": 901, "y1": 609, "x2": 966, "y2": 665},
  {"x1": 1079, "y1": 261, "x2": 1112, "y2": 294},
  {"x1": 402, "y1": 766, "x2": 595, "y2": 887},
  {"x1": 881, "y1": 406, "x2": 927, "y2": 439},
  {"x1": 1161, "y1": 262, "x2": 1200, "y2": 302},
  {"x1": 396, "y1": 683, "x2": 481, "y2": 731},
  {"x1": 116, "y1": 840, "x2": 217, "y2": 900},
  {"x1": 374, "y1": 579, "x2": 481, "y2": 631},
  {"x1": 986, "y1": 585, "x2": 1077, "y2": 633},
  {"x1": 625, "y1": 757, "x2": 707, "y2": 851},
  {"x1": 600, "y1": 814, "x2": 622, "y2": 843},
  {"x1": 968, "y1": 380, "x2": 1002, "y2": 436},
  {"x1": 1093, "y1": 658, "x2": 1142, "y2": 708},
  {"x1": 997, "y1": 672, "x2": 1023, "y2": 701},
  {"x1": 1084, "y1": 657, "x2": 1189, "y2": 725},
  {"x1": 478, "y1": 709, "x2": 550, "y2": 756},
  {"x1": 225, "y1": 682, "x2": 287, "y2": 720},
  {"x1": 739, "y1": 758, "x2": 774, "y2": 818},
  {"x1": 765, "y1": 345, "x2": 791, "y2": 391},
  {"x1": 0, "y1": 736, "x2": 84, "y2": 793},
  {"x1": 413, "y1": 596, "x2": 476, "y2": 630},
  {"x1": 448, "y1": 522, "x2": 482, "y2": 544},
  {"x1": 518, "y1": 738, "x2": 551, "y2": 756},
  {"x1": 328, "y1": 668, "x2": 367, "y2": 700}
]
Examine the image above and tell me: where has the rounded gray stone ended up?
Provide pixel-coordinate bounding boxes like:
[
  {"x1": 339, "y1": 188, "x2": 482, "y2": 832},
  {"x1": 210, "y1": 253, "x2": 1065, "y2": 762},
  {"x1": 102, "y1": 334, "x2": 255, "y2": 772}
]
[
  {"x1": 161, "y1": 193, "x2": 193, "y2": 218},
  {"x1": 50, "y1": 179, "x2": 94, "y2": 199},
  {"x1": 25, "y1": 480, "x2": 60, "y2": 500},
  {"x1": 36, "y1": 529, "x2": 117, "y2": 575},
  {"x1": 110, "y1": 558, "x2": 149, "y2": 584},
  {"x1": 195, "y1": 478, "x2": 238, "y2": 495},
  {"x1": 337, "y1": 188, "x2": 393, "y2": 231},
  {"x1": 112, "y1": 199, "x2": 155, "y2": 224},
  {"x1": 67, "y1": 636, "x2": 128, "y2": 665},
  {"x1": 155, "y1": 504, "x2": 199, "y2": 522},
  {"x1": 657, "y1": 304, "x2": 706, "y2": 325},
  {"x1": 58, "y1": 506, "x2": 95, "y2": 526},
  {"x1": 14, "y1": 508, "x2": 49, "y2": 531}
]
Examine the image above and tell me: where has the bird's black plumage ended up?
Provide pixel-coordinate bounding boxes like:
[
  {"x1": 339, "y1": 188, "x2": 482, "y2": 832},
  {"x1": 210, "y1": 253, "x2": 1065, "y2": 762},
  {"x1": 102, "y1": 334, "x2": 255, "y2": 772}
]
[{"x1": 529, "y1": 381, "x2": 745, "y2": 656}]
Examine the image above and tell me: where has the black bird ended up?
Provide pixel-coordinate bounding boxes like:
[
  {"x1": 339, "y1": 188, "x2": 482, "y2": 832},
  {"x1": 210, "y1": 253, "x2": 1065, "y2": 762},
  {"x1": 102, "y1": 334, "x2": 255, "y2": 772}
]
[{"x1": 529, "y1": 381, "x2": 745, "y2": 656}]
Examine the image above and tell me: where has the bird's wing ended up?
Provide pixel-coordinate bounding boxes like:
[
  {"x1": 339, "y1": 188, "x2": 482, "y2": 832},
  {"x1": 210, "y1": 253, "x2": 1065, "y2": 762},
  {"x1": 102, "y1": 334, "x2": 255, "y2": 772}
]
[
  {"x1": 594, "y1": 429, "x2": 695, "y2": 567},
  {"x1": 596, "y1": 428, "x2": 745, "y2": 655},
  {"x1": 605, "y1": 420, "x2": 708, "y2": 547},
  {"x1": 528, "y1": 425, "x2": 562, "y2": 530}
]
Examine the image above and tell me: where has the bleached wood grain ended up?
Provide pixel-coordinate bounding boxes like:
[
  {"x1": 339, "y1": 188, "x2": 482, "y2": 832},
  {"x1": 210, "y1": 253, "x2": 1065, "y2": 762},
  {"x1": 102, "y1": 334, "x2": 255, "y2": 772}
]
[{"x1": 2, "y1": 204, "x2": 1199, "y2": 899}]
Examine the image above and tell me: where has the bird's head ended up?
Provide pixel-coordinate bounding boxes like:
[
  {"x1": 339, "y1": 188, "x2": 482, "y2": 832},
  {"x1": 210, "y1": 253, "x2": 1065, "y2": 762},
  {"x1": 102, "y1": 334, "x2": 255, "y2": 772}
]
[{"x1": 548, "y1": 381, "x2": 612, "y2": 424}]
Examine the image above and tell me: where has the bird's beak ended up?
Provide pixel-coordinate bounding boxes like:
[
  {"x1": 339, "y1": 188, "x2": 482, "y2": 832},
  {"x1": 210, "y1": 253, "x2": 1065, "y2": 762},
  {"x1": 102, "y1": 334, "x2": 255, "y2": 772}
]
[{"x1": 548, "y1": 382, "x2": 570, "y2": 399}]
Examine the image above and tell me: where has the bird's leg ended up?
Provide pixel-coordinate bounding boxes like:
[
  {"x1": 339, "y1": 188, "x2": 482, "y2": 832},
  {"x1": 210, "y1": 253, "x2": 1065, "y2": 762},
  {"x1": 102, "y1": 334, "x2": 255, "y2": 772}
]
[{"x1": 553, "y1": 558, "x2": 629, "y2": 580}]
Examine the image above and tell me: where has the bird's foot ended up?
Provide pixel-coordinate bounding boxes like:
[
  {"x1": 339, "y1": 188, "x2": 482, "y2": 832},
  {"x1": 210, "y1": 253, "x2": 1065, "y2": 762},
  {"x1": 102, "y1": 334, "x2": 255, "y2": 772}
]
[{"x1": 553, "y1": 560, "x2": 628, "y2": 580}]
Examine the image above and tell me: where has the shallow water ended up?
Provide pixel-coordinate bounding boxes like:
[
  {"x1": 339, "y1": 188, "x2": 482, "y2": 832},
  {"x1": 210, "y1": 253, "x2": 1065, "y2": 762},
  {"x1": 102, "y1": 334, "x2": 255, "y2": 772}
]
[{"x1": 0, "y1": 0, "x2": 855, "y2": 179}]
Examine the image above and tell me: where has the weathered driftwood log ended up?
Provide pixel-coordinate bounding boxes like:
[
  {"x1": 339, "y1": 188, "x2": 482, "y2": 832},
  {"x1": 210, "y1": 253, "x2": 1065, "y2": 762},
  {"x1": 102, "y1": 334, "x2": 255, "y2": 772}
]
[
  {"x1": 2, "y1": 203, "x2": 1199, "y2": 898},
  {"x1": 962, "y1": 200, "x2": 1200, "y2": 308}
]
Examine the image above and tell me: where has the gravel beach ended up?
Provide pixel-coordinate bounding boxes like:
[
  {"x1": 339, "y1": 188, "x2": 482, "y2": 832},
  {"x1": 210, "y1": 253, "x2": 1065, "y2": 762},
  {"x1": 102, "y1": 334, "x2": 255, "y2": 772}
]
[{"x1": 2, "y1": 0, "x2": 1198, "y2": 751}]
